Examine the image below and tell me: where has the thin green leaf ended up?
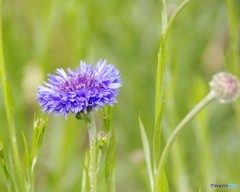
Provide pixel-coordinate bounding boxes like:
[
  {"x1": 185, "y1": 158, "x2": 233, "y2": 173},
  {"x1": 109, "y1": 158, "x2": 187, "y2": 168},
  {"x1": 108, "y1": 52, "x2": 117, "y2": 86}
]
[
  {"x1": 154, "y1": 0, "x2": 193, "y2": 176},
  {"x1": 225, "y1": 0, "x2": 240, "y2": 74},
  {"x1": 160, "y1": 172, "x2": 168, "y2": 192},
  {"x1": 154, "y1": 19, "x2": 167, "y2": 176},
  {"x1": 153, "y1": 99, "x2": 164, "y2": 174},
  {"x1": 105, "y1": 129, "x2": 116, "y2": 192},
  {"x1": 31, "y1": 116, "x2": 47, "y2": 172},
  {"x1": 155, "y1": 171, "x2": 169, "y2": 192},
  {"x1": 82, "y1": 150, "x2": 89, "y2": 192},
  {"x1": 96, "y1": 149, "x2": 102, "y2": 174},
  {"x1": 0, "y1": 1, "x2": 24, "y2": 190},
  {"x1": 0, "y1": 142, "x2": 16, "y2": 191},
  {"x1": 154, "y1": 0, "x2": 193, "y2": 190},
  {"x1": 21, "y1": 132, "x2": 32, "y2": 192},
  {"x1": 21, "y1": 132, "x2": 30, "y2": 167},
  {"x1": 102, "y1": 105, "x2": 116, "y2": 192},
  {"x1": 138, "y1": 115, "x2": 154, "y2": 192}
]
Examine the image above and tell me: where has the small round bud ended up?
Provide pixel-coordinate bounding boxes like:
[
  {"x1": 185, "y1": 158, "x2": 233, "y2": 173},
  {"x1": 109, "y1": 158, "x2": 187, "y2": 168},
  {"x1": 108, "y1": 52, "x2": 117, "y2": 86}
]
[
  {"x1": 209, "y1": 72, "x2": 240, "y2": 103},
  {"x1": 97, "y1": 131, "x2": 109, "y2": 149}
]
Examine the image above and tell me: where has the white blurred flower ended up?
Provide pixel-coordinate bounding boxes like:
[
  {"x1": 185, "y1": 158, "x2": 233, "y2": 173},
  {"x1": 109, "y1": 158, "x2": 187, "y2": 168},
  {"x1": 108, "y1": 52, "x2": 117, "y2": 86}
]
[{"x1": 209, "y1": 72, "x2": 240, "y2": 103}]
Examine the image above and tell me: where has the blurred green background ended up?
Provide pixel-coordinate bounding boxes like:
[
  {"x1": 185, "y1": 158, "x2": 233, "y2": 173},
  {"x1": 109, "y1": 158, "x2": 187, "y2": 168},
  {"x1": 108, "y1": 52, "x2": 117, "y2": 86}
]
[{"x1": 1, "y1": 0, "x2": 240, "y2": 191}]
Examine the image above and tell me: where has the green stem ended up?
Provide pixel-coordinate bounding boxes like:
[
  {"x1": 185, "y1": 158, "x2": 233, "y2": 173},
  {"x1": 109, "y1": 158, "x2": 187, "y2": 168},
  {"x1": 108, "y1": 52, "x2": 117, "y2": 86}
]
[
  {"x1": 103, "y1": 106, "x2": 116, "y2": 192},
  {"x1": 105, "y1": 129, "x2": 116, "y2": 192},
  {"x1": 87, "y1": 113, "x2": 97, "y2": 192},
  {"x1": 225, "y1": 0, "x2": 240, "y2": 131},
  {"x1": 0, "y1": 2, "x2": 24, "y2": 192},
  {"x1": 163, "y1": 0, "x2": 192, "y2": 40},
  {"x1": 225, "y1": 0, "x2": 240, "y2": 74},
  {"x1": 155, "y1": 91, "x2": 215, "y2": 191},
  {"x1": 153, "y1": 34, "x2": 166, "y2": 174},
  {"x1": 153, "y1": 0, "x2": 168, "y2": 175},
  {"x1": 153, "y1": 0, "x2": 193, "y2": 176},
  {"x1": 161, "y1": 0, "x2": 167, "y2": 32},
  {"x1": 0, "y1": 143, "x2": 16, "y2": 192}
]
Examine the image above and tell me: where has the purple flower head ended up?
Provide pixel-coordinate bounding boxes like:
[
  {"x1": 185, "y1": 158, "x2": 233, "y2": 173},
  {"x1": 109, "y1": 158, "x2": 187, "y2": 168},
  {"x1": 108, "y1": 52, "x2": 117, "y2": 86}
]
[{"x1": 37, "y1": 59, "x2": 121, "y2": 117}]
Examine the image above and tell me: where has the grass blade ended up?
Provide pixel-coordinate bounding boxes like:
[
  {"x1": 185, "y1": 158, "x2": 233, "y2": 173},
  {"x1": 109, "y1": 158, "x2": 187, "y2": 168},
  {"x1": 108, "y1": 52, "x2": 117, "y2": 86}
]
[
  {"x1": 31, "y1": 116, "x2": 47, "y2": 172},
  {"x1": 82, "y1": 150, "x2": 89, "y2": 192},
  {"x1": 0, "y1": 1, "x2": 24, "y2": 191},
  {"x1": 102, "y1": 106, "x2": 115, "y2": 192},
  {"x1": 138, "y1": 115, "x2": 154, "y2": 192},
  {"x1": 105, "y1": 128, "x2": 116, "y2": 192},
  {"x1": 21, "y1": 132, "x2": 31, "y2": 192},
  {"x1": 0, "y1": 142, "x2": 16, "y2": 191}
]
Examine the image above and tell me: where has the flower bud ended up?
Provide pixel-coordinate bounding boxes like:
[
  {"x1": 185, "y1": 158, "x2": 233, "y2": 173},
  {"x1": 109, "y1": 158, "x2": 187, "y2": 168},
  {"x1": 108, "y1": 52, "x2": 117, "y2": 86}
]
[
  {"x1": 209, "y1": 72, "x2": 240, "y2": 103},
  {"x1": 97, "y1": 131, "x2": 109, "y2": 149}
]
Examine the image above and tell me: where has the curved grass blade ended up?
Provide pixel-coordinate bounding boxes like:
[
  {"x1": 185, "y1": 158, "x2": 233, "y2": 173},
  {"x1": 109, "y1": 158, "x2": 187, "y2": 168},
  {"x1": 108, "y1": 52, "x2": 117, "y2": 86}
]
[{"x1": 138, "y1": 115, "x2": 154, "y2": 192}]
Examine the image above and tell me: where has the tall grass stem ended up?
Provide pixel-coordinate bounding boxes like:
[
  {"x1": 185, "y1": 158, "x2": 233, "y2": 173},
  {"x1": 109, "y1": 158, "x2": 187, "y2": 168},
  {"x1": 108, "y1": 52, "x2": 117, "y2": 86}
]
[
  {"x1": 0, "y1": 1, "x2": 24, "y2": 191},
  {"x1": 225, "y1": 0, "x2": 240, "y2": 129},
  {"x1": 153, "y1": 0, "x2": 193, "y2": 178},
  {"x1": 225, "y1": 0, "x2": 240, "y2": 74}
]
